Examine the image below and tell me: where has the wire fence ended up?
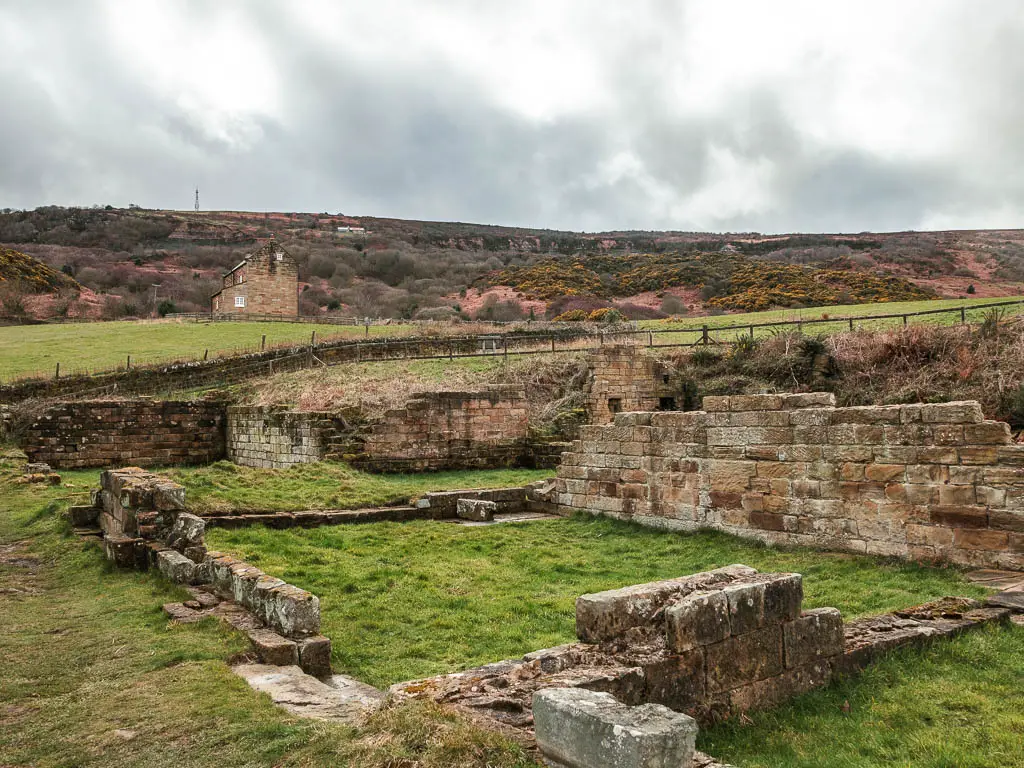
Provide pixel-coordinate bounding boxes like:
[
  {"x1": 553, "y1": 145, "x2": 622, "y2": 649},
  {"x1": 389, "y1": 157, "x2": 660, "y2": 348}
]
[{"x1": 5, "y1": 298, "x2": 1024, "y2": 399}]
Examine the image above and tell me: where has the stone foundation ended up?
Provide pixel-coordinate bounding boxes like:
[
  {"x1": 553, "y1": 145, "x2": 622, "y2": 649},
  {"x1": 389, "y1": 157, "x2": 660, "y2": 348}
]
[
  {"x1": 79, "y1": 468, "x2": 329, "y2": 673},
  {"x1": 390, "y1": 567, "x2": 1009, "y2": 731},
  {"x1": 23, "y1": 400, "x2": 226, "y2": 469},
  {"x1": 351, "y1": 386, "x2": 530, "y2": 472},
  {"x1": 226, "y1": 406, "x2": 346, "y2": 469},
  {"x1": 556, "y1": 393, "x2": 1024, "y2": 571}
]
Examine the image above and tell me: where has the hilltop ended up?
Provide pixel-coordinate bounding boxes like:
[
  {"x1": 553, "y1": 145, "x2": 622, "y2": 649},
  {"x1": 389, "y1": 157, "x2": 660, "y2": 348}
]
[{"x1": 1, "y1": 205, "x2": 1023, "y2": 320}]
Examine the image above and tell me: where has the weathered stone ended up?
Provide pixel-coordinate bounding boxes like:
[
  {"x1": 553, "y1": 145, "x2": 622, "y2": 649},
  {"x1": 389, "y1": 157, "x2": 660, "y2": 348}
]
[
  {"x1": 67, "y1": 504, "x2": 99, "y2": 527},
  {"x1": 456, "y1": 498, "x2": 497, "y2": 522},
  {"x1": 233, "y1": 664, "x2": 383, "y2": 723},
  {"x1": 166, "y1": 512, "x2": 206, "y2": 550},
  {"x1": 532, "y1": 688, "x2": 698, "y2": 768},
  {"x1": 706, "y1": 625, "x2": 783, "y2": 693},
  {"x1": 298, "y1": 635, "x2": 333, "y2": 677},
  {"x1": 156, "y1": 549, "x2": 197, "y2": 584},
  {"x1": 575, "y1": 565, "x2": 757, "y2": 643},
  {"x1": 783, "y1": 608, "x2": 844, "y2": 667},
  {"x1": 248, "y1": 628, "x2": 299, "y2": 666},
  {"x1": 665, "y1": 590, "x2": 731, "y2": 652},
  {"x1": 723, "y1": 582, "x2": 765, "y2": 635}
]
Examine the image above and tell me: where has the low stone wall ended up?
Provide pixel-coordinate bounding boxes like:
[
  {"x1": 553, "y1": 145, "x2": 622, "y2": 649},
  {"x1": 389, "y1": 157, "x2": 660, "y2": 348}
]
[
  {"x1": 226, "y1": 406, "x2": 344, "y2": 469},
  {"x1": 352, "y1": 386, "x2": 530, "y2": 472},
  {"x1": 75, "y1": 468, "x2": 329, "y2": 674},
  {"x1": 22, "y1": 400, "x2": 226, "y2": 469},
  {"x1": 556, "y1": 393, "x2": 1024, "y2": 571},
  {"x1": 390, "y1": 566, "x2": 1008, "y2": 728}
]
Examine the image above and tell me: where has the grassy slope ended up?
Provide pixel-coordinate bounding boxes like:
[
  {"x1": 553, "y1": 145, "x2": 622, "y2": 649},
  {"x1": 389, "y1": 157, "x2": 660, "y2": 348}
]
[
  {"x1": 165, "y1": 461, "x2": 554, "y2": 513},
  {"x1": 640, "y1": 296, "x2": 1024, "y2": 341},
  {"x1": 0, "y1": 455, "x2": 535, "y2": 768},
  {"x1": 0, "y1": 320, "x2": 410, "y2": 381},
  {"x1": 207, "y1": 516, "x2": 986, "y2": 687}
]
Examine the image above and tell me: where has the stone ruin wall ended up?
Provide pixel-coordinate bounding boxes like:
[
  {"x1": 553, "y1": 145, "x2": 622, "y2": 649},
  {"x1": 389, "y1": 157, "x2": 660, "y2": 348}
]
[
  {"x1": 226, "y1": 406, "x2": 345, "y2": 469},
  {"x1": 556, "y1": 392, "x2": 1024, "y2": 571},
  {"x1": 585, "y1": 346, "x2": 666, "y2": 424},
  {"x1": 352, "y1": 385, "x2": 531, "y2": 472},
  {"x1": 22, "y1": 400, "x2": 226, "y2": 469},
  {"x1": 74, "y1": 468, "x2": 330, "y2": 675},
  {"x1": 391, "y1": 564, "x2": 1008, "y2": 733}
]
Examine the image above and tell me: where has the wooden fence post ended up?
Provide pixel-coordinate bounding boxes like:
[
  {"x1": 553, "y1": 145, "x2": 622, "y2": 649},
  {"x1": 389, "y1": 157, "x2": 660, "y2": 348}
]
[
  {"x1": 961, "y1": 307, "x2": 967, "y2": 323},
  {"x1": 648, "y1": 331, "x2": 653, "y2": 347},
  {"x1": 126, "y1": 355, "x2": 131, "y2": 370},
  {"x1": 849, "y1": 318, "x2": 854, "y2": 331},
  {"x1": 261, "y1": 335, "x2": 266, "y2": 351},
  {"x1": 902, "y1": 315, "x2": 908, "y2": 326},
  {"x1": 204, "y1": 349, "x2": 209, "y2": 360},
  {"x1": 55, "y1": 362, "x2": 60, "y2": 380},
  {"x1": 701, "y1": 325, "x2": 709, "y2": 345}
]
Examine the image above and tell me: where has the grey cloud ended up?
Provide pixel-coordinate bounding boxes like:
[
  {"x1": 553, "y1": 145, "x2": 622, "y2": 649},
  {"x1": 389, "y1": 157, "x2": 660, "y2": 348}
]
[{"x1": 2, "y1": 1, "x2": 1024, "y2": 233}]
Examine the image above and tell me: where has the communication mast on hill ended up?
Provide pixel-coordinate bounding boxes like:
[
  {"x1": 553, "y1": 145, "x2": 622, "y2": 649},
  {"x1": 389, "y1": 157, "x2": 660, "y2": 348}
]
[{"x1": 194, "y1": 187, "x2": 200, "y2": 212}]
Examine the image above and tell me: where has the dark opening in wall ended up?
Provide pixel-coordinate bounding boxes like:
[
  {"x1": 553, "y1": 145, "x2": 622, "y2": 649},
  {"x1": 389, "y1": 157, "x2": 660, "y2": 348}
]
[
  {"x1": 662, "y1": 374, "x2": 670, "y2": 384},
  {"x1": 608, "y1": 398, "x2": 622, "y2": 414},
  {"x1": 659, "y1": 396, "x2": 677, "y2": 411}
]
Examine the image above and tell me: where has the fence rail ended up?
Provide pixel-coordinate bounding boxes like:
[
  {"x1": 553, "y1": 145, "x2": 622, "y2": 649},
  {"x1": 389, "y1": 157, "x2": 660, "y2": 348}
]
[{"x1": 4, "y1": 299, "x2": 1023, "y2": 397}]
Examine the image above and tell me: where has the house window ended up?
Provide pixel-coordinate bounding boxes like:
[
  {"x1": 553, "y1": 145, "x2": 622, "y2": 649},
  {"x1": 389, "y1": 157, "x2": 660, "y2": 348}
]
[
  {"x1": 276, "y1": 253, "x2": 283, "y2": 261},
  {"x1": 608, "y1": 398, "x2": 622, "y2": 414},
  {"x1": 235, "y1": 296, "x2": 246, "y2": 308}
]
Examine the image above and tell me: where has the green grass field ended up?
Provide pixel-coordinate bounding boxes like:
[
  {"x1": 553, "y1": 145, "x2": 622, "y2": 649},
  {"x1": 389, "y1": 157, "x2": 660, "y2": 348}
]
[
  {"x1": 0, "y1": 455, "x2": 533, "y2": 768},
  {"x1": 0, "y1": 319, "x2": 412, "y2": 382},
  {"x1": 639, "y1": 296, "x2": 1024, "y2": 344},
  {"x1": 206, "y1": 515, "x2": 985, "y2": 687},
  {"x1": 3, "y1": 453, "x2": 1023, "y2": 767},
  {"x1": 165, "y1": 461, "x2": 554, "y2": 513}
]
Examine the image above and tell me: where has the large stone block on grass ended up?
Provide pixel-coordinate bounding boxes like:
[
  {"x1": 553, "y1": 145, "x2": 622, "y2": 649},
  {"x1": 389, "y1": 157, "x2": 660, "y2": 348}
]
[
  {"x1": 533, "y1": 688, "x2": 698, "y2": 768},
  {"x1": 456, "y1": 498, "x2": 496, "y2": 522},
  {"x1": 576, "y1": 565, "x2": 757, "y2": 644}
]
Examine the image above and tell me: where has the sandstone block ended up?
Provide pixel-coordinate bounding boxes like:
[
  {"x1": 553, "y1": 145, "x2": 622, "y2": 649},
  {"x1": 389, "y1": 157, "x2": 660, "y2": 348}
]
[
  {"x1": 575, "y1": 565, "x2": 757, "y2": 643},
  {"x1": 532, "y1": 688, "x2": 698, "y2": 768},
  {"x1": 706, "y1": 625, "x2": 784, "y2": 693},
  {"x1": 640, "y1": 650, "x2": 706, "y2": 712},
  {"x1": 665, "y1": 590, "x2": 730, "y2": 652},
  {"x1": 166, "y1": 512, "x2": 206, "y2": 550},
  {"x1": 248, "y1": 628, "x2": 299, "y2": 666},
  {"x1": 783, "y1": 608, "x2": 843, "y2": 668},
  {"x1": 930, "y1": 504, "x2": 986, "y2": 528},
  {"x1": 763, "y1": 574, "x2": 803, "y2": 624},
  {"x1": 67, "y1": 504, "x2": 99, "y2": 527},
  {"x1": 730, "y1": 395, "x2": 783, "y2": 412},
  {"x1": 456, "y1": 498, "x2": 496, "y2": 521},
  {"x1": 780, "y1": 392, "x2": 835, "y2": 409},
  {"x1": 723, "y1": 582, "x2": 765, "y2": 635},
  {"x1": 964, "y1": 422, "x2": 1012, "y2": 445},
  {"x1": 298, "y1": 635, "x2": 333, "y2": 677},
  {"x1": 953, "y1": 529, "x2": 1009, "y2": 551},
  {"x1": 728, "y1": 660, "x2": 832, "y2": 715},
  {"x1": 156, "y1": 549, "x2": 197, "y2": 584},
  {"x1": 920, "y1": 401, "x2": 984, "y2": 424}
]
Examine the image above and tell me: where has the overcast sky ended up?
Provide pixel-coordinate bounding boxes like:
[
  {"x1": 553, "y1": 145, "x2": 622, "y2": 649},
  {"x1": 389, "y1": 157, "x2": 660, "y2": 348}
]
[{"x1": 1, "y1": 1, "x2": 1023, "y2": 233}]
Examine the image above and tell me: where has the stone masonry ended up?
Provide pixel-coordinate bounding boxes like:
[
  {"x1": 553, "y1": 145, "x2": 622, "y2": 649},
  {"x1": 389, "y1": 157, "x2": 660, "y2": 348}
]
[
  {"x1": 555, "y1": 392, "x2": 1024, "y2": 571},
  {"x1": 211, "y1": 240, "x2": 298, "y2": 317},
  {"x1": 352, "y1": 385, "x2": 530, "y2": 472},
  {"x1": 390, "y1": 566, "x2": 1008, "y2": 733},
  {"x1": 585, "y1": 346, "x2": 665, "y2": 424},
  {"x1": 74, "y1": 468, "x2": 330, "y2": 675},
  {"x1": 22, "y1": 399, "x2": 226, "y2": 469},
  {"x1": 226, "y1": 406, "x2": 345, "y2": 469}
]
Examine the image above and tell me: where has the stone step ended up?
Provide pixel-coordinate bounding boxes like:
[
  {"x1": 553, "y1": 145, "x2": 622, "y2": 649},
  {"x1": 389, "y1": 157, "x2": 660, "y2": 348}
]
[{"x1": 233, "y1": 664, "x2": 383, "y2": 724}]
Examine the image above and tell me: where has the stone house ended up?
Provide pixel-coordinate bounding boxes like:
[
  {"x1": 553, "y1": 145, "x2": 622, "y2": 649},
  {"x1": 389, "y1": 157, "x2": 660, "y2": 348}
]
[{"x1": 211, "y1": 240, "x2": 298, "y2": 317}]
